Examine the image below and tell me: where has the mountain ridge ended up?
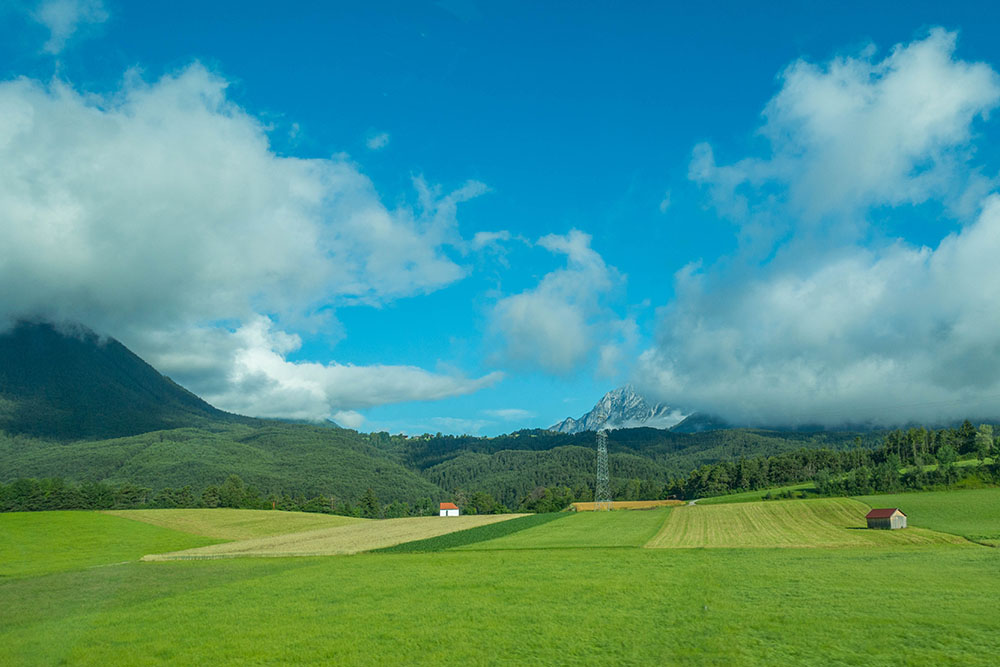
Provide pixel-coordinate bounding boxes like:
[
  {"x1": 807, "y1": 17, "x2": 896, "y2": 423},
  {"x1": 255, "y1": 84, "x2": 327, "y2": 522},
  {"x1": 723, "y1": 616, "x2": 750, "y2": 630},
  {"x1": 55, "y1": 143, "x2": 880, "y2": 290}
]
[
  {"x1": 549, "y1": 385, "x2": 686, "y2": 433},
  {"x1": 0, "y1": 320, "x2": 248, "y2": 440}
]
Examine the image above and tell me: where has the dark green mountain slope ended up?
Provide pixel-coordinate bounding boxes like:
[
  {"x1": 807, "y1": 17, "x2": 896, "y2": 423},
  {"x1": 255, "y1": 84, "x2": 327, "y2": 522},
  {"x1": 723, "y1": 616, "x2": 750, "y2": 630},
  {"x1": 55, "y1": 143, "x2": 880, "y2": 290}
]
[
  {"x1": 0, "y1": 422, "x2": 445, "y2": 504},
  {"x1": 0, "y1": 321, "x2": 244, "y2": 439}
]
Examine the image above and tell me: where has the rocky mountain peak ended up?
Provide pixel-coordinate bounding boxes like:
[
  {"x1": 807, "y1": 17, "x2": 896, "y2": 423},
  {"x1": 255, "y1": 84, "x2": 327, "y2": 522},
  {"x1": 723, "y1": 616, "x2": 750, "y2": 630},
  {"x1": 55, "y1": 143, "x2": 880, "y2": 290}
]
[{"x1": 548, "y1": 385, "x2": 685, "y2": 434}]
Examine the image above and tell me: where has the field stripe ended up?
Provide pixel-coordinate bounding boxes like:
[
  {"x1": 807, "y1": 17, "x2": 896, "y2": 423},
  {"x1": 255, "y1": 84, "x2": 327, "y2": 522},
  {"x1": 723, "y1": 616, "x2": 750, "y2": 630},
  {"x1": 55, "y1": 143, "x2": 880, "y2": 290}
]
[
  {"x1": 645, "y1": 498, "x2": 968, "y2": 549},
  {"x1": 143, "y1": 514, "x2": 525, "y2": 560},
  {"x1": 372, "y1": 512, "x2": 569, "y2": 553}
]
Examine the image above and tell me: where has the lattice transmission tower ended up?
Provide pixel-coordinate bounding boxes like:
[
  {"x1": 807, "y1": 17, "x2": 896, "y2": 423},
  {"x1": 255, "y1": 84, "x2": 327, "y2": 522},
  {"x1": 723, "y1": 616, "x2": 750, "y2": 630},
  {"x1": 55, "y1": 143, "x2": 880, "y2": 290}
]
[{"x1": 595, "y1": 429, "x2": 612, "y2": 511}]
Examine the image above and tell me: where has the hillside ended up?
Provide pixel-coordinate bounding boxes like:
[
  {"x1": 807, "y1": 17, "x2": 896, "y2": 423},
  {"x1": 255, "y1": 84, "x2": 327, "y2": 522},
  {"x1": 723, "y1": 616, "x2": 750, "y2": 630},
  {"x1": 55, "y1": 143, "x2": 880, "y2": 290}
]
[
  {"x1": 0, "y1": 319, "x2": 891, "y2": 509},
  {"x1": 0, "y1": 321, "x2": 244, "y2": 439},
  {"x1": 0, "y1": 422, "x2": 446, "y2": 505}
]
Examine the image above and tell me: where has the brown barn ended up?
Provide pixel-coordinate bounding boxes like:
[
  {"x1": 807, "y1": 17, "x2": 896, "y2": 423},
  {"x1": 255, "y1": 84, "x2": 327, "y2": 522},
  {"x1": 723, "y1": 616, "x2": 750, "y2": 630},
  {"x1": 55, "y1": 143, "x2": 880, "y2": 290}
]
[{"x1": 865, "y1": 508, "x2": 907, "y2": 530}]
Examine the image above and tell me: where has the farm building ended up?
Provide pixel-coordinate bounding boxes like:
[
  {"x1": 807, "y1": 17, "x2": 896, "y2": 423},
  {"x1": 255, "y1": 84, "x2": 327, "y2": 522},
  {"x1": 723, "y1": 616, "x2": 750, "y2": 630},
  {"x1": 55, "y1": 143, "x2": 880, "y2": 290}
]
[
  {"x1": 865, "y1": 508, "x2": 907, "y2": 530},
  {"x1": 439, "y1": 502, "x2": 460, "y2": 517}
]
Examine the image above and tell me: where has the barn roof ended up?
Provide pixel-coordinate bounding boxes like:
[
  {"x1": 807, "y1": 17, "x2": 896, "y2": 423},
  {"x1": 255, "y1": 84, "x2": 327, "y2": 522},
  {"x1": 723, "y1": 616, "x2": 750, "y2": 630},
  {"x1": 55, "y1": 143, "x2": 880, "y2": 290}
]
[
  {"x1": 865, "y1": 508, "x2": 905, "y2": 519},
  {"x1": 440, "y1": 502, "x2": 459, "y2": 510}
]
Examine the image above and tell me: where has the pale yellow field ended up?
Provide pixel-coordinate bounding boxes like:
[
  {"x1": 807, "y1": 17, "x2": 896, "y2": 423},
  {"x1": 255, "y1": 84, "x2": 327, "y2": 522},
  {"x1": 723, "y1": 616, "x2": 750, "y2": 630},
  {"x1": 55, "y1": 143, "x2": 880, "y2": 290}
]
[
  {"x1": 571, "y1": 500, "x2": 684, "y2": 511},
  {"x1": 103, "y1": 508, "x2": 365, "y2": 540},
  {"x1": 143, "y1": 514, "x2": 525, "y2": 560},
  {"x1": 645, "y1": 498, "x2": 968, "y2": 549}
]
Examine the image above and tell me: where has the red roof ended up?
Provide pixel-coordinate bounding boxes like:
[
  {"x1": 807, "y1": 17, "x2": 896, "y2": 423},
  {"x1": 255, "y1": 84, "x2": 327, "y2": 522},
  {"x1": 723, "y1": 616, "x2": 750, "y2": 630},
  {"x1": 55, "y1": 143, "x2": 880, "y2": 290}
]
[
  {"x1": 440, "y1": 502, "x2": 459, "y2": 510},
  {"x1": 865, "y1": 508, "x2": 905, "y2": 519}
]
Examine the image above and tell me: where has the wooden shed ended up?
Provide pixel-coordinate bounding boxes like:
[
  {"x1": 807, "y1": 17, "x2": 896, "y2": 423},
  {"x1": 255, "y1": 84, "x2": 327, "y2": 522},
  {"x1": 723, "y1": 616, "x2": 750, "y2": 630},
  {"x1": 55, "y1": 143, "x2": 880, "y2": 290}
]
[
  {"x1": 865, "y1": 508, "x2": 907, "y2": 530},
  {"x1": 439, "y1": 502, "x2": 460, "y2": 517}
]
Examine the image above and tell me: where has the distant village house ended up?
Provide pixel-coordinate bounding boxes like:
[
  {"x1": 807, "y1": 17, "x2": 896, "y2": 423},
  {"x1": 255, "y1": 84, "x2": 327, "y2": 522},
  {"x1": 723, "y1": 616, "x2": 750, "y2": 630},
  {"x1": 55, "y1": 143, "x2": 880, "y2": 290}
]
[
  {"x1": 439, "y1": 502, "x2": 460, "y2": 517},
  {"x1": 865, "y1": 508, "x2": 907, "y2": 530}
]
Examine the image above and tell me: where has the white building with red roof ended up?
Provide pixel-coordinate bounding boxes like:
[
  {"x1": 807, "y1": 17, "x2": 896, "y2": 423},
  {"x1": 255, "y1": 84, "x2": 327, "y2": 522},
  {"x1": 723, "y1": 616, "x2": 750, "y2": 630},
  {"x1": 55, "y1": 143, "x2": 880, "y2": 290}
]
[{"x1": 439, "y1": 502, "x2": 460, "y2": 517}]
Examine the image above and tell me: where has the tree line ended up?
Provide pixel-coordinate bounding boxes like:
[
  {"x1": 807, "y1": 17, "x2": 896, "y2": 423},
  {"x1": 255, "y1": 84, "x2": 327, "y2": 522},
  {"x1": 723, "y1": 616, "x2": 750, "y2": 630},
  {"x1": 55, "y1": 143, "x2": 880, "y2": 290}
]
[
  {"x1": 671, "y1": 421, "x2": 999, "y2": 499},
  {"x1": 0, "y1": 473, "x2": 515, "y2": 518}
]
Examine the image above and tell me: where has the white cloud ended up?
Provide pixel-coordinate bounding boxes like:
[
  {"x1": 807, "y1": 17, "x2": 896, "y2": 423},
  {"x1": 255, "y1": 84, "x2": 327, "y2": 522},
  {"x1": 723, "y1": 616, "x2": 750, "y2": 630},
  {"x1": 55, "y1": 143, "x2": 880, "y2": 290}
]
[
  {"x1": 490, "y1": 230, "x2": 627, "y2": 374},
  {"x1": 0, "y1": 63, "x2": 496, "y2": 420},
  {"x1": 32, "y1": 0, "x2": 107, "y2": 54},
  {"x1": 470, "y1": 230, "x2": 511, "y2": 250},
  {"x1": 641, "y1": 30, "x2": 1000, "y2": 427},
  {"x1": 692, "y1": 29, "x2": 1000, "y2": 239},
  {"x1": 332, "y1": 410, "x2": 365, "y2": 429},
  {"x1": 366, "y1": 131, "x2": 390, "y2": 150},
  {"x1": 658, "y1": 190, "x2": 671, "y2": 214},
  {"x1": 138, "y1": 317, "x2": 502, "y2": 422}
]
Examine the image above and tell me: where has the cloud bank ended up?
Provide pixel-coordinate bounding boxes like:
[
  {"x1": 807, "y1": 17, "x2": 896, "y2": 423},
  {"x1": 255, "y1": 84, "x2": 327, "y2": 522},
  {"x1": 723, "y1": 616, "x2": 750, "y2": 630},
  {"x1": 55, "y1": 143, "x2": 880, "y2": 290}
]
[
  {"x1": 490, "y1": 230, "x2": 631, "y2": 375},
  {"x1": 639, "y1": 29, "x2": 1000, "y2": 427},
  {"x1": 0, "y1": 64, "x2": 496, "y2": 422}
]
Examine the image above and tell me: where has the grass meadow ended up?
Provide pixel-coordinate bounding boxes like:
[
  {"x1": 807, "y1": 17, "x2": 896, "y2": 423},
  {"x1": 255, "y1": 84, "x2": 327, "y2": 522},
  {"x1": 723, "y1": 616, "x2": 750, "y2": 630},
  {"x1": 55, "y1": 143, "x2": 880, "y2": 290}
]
[
  {"x1": 0, "y1": 511, "x2": 219, "y2": 578},
  {"x1": 646, "y1": 498, "x2": 964, "y2": 548},
  {"x1": 453, "y1": 506, "x2": 671, "y2": 550},
  {"x1": 103, "y1": 508, "x2": 366, "y2": 540},
  {"x1": 695, "y1": 482, "x2": 817, "y2": 505},
  {"x1": 2, "y1": 495, "x2": 999, "y2": 665},
  {"x1": 856, "y1": 487, "x2": 1000, "y2": 546},
  {"x1": 145, "y1": 513, "x2": 522, "y2": 560}
]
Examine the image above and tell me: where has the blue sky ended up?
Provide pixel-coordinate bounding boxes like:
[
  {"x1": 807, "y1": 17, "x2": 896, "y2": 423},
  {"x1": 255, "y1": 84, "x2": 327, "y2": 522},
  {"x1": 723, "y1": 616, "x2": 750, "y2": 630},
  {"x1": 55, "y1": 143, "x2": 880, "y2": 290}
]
[{"x1": 3, "y1": 1, "x2": 1000, "y2": 434}]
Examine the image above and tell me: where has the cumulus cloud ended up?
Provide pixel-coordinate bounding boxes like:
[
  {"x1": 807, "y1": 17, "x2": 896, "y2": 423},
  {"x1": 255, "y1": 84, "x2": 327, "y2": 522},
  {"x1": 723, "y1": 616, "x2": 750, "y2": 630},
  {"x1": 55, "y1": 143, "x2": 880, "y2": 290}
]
[
  {"x1": 640, "y1": 30, "x2": 1000, "y2": 427},
  {"x1": 490, "y1": 230, "x2": 627, "y2": 374},
  {"x1": 32, "y1": 0, "x2": 107, "y2": 54},
  {"x1": 0, "y1": 64, "x2": 496, "y2": 420},
  {"x1": 691, "y1": 28, "x2": 1000, "y2": 240},
  {"x1": 158, "y1": 317, "x2": 502, "y2": 422}
]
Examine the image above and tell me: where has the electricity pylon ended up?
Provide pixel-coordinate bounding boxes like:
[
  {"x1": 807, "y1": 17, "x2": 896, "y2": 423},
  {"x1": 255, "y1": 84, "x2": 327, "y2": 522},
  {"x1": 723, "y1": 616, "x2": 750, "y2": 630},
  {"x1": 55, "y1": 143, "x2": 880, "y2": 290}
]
[{"x1": 596, "y1": 429, "x2": 612, "y2": 511}]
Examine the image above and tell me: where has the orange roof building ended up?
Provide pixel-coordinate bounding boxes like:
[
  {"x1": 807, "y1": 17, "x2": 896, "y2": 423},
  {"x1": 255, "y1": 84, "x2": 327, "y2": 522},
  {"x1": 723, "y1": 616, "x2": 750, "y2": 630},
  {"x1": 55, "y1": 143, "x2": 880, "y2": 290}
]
[{"x1": 439, "y1": 502, "x2": 460, "y2": 517}]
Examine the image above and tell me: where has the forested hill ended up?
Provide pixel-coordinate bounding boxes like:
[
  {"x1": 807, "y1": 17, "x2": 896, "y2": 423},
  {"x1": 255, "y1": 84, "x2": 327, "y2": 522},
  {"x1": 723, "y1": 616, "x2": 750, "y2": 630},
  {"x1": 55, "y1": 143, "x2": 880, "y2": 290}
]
[
  {"x1": 374, "y1": 427, "x2": 872, "y2": 507},
  {"x1": 0, "y1": 318, "x2": 964, "y2": 512},
  {"x1": 0, "y1": 321, "x2": 248, "y2": 439}
]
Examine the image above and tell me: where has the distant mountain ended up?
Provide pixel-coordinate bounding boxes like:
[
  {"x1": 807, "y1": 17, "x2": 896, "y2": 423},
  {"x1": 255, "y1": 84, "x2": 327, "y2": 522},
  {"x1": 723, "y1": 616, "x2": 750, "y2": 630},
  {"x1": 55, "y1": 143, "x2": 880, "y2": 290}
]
[
  {"x1": 549, "y1": 385, "x2": 686, "y2": 433},
  {"x1": 668, "y1": 412, "x2": 731, "y2": 434},
  {"x1": 0, "y1": 320, "x2": 245, "y2": 440}
]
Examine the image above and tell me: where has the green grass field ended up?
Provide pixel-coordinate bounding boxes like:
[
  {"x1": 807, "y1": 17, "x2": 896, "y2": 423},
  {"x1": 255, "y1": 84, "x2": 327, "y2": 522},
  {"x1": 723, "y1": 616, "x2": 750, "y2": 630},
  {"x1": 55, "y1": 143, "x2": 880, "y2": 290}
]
[
  {"x1": 146, "y1": 514, "x2": 524, "y2": 560},
  {"x1": 103, "y1": 508, "x2": 366, "y2": 540},
  {"x1": 375, "y1": 512, "x2": 568, "y2": 553},
  {"x1": 0, "y1": 512, "x2": 219, "y2": 578},
  {"x1": 3, "y1": 502, "x2": 999, "y2": 665},
  {"x1": 647, "y1": 498, "x2": 965, "y2": 548},
  {"x1": 856, "y1": 487, "x2": 1000, "y2": 546},
  {"x1": 454, "y1": 506, "x2": 671, "y2": 550},
  {"x1": 696, "y1": 482, "x2": 817, "y2": 505}
]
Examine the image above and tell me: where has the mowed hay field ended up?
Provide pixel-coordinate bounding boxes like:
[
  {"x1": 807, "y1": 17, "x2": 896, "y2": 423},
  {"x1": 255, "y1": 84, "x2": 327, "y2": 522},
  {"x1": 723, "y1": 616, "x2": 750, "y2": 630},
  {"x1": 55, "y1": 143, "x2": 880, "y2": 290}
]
[
  {"x1": 103, "y1": 508, "x2": 365, "y2": 540},
  {"x1": 571, "y1": 499, "x2": 684, "y2": 511},
  {"x1": 146, "y1": 514, "x2": 524, "y2": 560},
  {"x1": 856, "y1": 487, "x2": 1000, "y2": 546},
  {"x1": 455, "y1": 506, "x2": 671, "y2": 550},
  {"x1": 646, "y1": 498, "x2": 967, "y2": 548}
]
